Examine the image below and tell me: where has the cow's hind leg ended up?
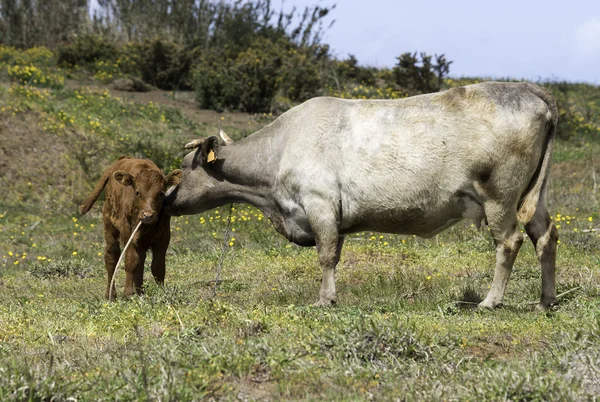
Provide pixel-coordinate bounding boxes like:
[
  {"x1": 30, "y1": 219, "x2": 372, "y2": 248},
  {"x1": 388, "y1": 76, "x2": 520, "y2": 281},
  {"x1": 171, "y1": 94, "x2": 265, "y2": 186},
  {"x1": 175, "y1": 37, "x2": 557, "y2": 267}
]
[
  {"x1": 525, "y1": 207, "x2": 558, "y2": 310},
  {"x1": 306, "y1": 203, "x2": 344, "y2": 306},
  {"x1": 479, "y1": 201, "x2": 524, "y2": 309}
]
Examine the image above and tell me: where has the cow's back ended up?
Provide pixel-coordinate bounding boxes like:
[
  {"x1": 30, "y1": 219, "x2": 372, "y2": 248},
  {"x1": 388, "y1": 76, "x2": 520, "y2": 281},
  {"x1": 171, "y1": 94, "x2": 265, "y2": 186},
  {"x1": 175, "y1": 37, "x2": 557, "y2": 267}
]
[{"x1": 275, "y1": 82, "x2": 553, "y2": 236}]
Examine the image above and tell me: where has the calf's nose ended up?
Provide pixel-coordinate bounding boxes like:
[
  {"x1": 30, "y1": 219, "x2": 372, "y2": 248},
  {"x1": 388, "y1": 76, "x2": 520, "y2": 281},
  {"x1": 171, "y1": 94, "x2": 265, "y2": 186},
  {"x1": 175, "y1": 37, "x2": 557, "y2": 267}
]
[{"x1": 141, "y1": 211, "x2": 156, "y2": 223}]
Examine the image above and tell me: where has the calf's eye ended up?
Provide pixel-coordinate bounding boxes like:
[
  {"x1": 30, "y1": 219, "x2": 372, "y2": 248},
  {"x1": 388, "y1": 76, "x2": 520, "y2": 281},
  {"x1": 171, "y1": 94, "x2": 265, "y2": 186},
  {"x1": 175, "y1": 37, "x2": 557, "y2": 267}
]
[{"x1": 135, "y1": 190, "x2": 141, "y2": 197}]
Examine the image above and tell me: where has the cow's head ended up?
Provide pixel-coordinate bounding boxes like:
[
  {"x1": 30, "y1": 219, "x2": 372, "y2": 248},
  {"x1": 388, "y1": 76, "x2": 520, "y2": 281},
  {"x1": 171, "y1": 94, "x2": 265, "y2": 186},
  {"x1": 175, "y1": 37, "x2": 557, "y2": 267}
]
[
  {"x1": 164, "y1": 128, "x2": 232, "y2": 216},
  {"x1": 113, "y1": 168, "x2": 182, "y2": 224}
]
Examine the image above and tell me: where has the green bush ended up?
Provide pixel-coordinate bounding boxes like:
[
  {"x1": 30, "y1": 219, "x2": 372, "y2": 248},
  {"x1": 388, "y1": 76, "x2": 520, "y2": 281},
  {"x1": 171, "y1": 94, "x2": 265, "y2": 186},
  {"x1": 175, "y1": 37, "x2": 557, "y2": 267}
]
[
  {"x1": 393, "y1": 52, "x2": 452, "y2": 94},
  {"x1": 195, "y1": 53, "x2": 239, "y2": 112},
  {"x1": 234, "y1": 40, "x2": 281, "y2": 112},
  {"x1": 278, "y1": 45, "x2": 328, "y2": 102},
  {"x1": 195, "y1": 39, "x2": 282, "y2": 113},
  {"x1": 133, "y1": 39, "x2": 193, "y2": 90},
  {"x1": 195, "y1": 38, "x2": 329, "y2": 113},
  {"x1": 6, "y1": 64, "x2": 65, "y2": 89},
  {"x1": 545, "y1": 82, "x2": 600, "y2": 140},
  {"x1": 57, "y1": 34, "x2": 120, "y2": 67},
  {"x1": 334, "y1": 54, "x2": 377, "y2": 87},
  {"x1": 0, "y1": 45, "x2": 56, "y2": 67}
]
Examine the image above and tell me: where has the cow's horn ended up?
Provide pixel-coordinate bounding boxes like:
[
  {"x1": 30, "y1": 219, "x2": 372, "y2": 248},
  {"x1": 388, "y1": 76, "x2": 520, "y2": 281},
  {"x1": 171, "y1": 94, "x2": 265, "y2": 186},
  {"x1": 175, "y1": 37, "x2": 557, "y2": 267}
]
[
  {"x1": 218, "y1": 120, "x2": 233, "y2": 145},
  {"x1": 184, "y1": 139, "x2": 204, "y2": 149}
]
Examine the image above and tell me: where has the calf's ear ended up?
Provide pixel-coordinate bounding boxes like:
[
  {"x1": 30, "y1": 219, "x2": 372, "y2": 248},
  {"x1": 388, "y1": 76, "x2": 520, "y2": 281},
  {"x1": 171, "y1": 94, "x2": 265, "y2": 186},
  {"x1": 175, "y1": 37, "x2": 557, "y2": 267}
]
[
  {"x1": 166, "y1": 169, "x2": 182, "y2": 187},
  {"x1": 113, "y1": 171, "x2": 134, "y2": 186}
]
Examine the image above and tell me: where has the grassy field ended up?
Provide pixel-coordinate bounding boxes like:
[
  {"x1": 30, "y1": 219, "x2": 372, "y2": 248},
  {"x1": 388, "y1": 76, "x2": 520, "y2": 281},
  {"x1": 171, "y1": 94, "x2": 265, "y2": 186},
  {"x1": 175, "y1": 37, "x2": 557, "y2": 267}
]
[{"x1": 1, "y1": 58, "x2": 600, "y2": 400}]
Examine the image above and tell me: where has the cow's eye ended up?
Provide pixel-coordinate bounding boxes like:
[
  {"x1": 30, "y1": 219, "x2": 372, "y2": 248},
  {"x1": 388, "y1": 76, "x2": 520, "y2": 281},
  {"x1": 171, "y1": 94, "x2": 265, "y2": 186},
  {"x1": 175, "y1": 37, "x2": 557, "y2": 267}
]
[{"x1": 135, "y1": 190, "x2": 141, "y2": 197}]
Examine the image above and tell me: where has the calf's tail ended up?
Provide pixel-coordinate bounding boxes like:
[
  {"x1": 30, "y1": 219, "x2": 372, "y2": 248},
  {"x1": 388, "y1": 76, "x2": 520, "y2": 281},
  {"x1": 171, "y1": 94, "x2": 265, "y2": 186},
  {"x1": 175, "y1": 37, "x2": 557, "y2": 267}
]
[
  {"x1": 517, "y1": 84, "x2": 558, "y2": 224},
  {"x1": 80, "y1": 168, "x2": 112, "y2": 215}
]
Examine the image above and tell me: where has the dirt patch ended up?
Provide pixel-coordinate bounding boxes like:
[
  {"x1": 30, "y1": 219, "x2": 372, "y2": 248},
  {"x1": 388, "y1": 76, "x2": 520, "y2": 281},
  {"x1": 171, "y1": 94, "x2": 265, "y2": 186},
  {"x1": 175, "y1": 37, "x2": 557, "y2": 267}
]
[
  {"x1": 234, "y1": 376, "x2": 278, "y2": 401},
  {"x1": 465, "y1": 341, "x2": 512, "y2": 360}
]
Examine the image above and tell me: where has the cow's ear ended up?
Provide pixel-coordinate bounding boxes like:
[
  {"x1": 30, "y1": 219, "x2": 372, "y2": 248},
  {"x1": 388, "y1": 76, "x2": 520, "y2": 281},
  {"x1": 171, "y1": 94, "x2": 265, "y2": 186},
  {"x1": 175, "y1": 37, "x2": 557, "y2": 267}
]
[
  {"x1": 219, "y1": 121, "x2": 233, "y2": 145},
  {"x1": 166, "y1": 169, "x2": 182, "y2": 187},
  {"x1": 113, "y1": 171, "x2": 134, "y2": 186},
  {"x1": 200, "y1": 136, "x2": 220, "y2": 166}
]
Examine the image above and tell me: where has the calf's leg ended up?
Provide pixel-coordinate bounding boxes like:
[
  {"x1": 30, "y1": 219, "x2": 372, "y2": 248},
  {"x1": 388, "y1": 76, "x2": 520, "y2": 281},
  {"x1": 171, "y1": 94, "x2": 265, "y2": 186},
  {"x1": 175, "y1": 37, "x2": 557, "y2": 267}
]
[
  {"x1": 479, "y1": 202, "x2": 523, "y2": 309},
  {"x1": 150, "y1": 241, "x2": 168, "y2": 285},
  {"x1": 524, "y1": 207, "x2": 558, "y2": 310},
  {"x1": 124, "y1": 246, "x2": 147, "y2": 298},
  {"x1": 103, "y1": 222, "x2": 120, "y2": 300}
]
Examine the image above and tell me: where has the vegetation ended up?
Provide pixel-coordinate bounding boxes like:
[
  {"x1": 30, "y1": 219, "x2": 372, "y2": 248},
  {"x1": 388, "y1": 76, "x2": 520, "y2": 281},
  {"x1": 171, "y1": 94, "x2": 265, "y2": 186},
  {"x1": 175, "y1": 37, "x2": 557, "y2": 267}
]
[
  {"x1": 1, "y1": 0, "x2": 454, "y2": 113},
  {"x1": 1, "y1": 1, "x2": 600, "y2": 399},
  {"x1": 394, "y1": 52, "x2": 452, "y2": 95},
  {"x1": 1, "y1": 43, "x2": 600, "y2": 399}
]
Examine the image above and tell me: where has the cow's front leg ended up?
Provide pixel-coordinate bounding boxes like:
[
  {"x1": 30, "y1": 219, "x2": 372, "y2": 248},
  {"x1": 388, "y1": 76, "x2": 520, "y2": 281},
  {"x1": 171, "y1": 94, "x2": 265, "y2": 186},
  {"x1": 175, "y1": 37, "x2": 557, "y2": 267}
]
[
  {"x1": 306, "y1": 202, "x2": 344, "y2": 306},
  {"x1": 314, "y1": 235, "x2": 344, "y2": 306},
  {"x1": 124, "y1": 246, "x2": 147, "y2": 298}
]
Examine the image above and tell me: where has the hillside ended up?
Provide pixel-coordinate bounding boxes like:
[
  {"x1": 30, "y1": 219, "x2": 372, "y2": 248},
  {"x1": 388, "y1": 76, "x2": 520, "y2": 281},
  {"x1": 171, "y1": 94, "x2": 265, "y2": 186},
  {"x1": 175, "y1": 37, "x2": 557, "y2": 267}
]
[{"x1": 1, "y1": 48, "x2": 600, "y2": 400}]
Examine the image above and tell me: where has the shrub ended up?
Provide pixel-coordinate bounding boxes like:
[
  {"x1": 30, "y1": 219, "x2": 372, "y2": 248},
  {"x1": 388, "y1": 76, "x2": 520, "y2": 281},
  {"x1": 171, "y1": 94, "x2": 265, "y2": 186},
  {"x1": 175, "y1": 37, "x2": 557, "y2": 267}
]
[
  {"x1": 0, "y1": 45, "x2": 55, "y2": 67},
  {"x1": 92, "y1": 60, "x2": 123, "y2": 83},
  {"x1": 133, "y1": 39, "x2": 193, "y2": 90},
  {"x1": 196, "y1": 38, "x2": 330, "y2": 113},
  {"x1": 6, "y1": 64, "x2": 64, "y2": 89},
  {"x1": 546, "y1": 82, "x2": 600, "y2": 140},
  {"x1": 234, "y1": 41, "x2": 281, "y2": 112},
  {"x1": 278, "y1": 45, "x2": 328, "y2": 102},
  {"x1": 57, "y1": 34, "x2": 121, "y2": 67},
  {"x1": 195, "y1": 38, "x2": 282, "y2": 113},
  {"x1": 195, "y1": 53, "x2": 239, "y2": 112},
  {"x1": 393, "y1": 52, "x2": 452, "y2": 94},
  {"x1": 334, "y1": 54, "x2": 377, "y2": 87}
]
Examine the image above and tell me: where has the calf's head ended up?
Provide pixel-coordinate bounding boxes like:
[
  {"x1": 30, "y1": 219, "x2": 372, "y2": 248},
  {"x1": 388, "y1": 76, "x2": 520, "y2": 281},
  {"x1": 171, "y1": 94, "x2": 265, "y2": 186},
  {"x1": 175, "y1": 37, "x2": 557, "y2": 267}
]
[{"x1": 113, "y1": 169, "x2": 182, "y2": 224}]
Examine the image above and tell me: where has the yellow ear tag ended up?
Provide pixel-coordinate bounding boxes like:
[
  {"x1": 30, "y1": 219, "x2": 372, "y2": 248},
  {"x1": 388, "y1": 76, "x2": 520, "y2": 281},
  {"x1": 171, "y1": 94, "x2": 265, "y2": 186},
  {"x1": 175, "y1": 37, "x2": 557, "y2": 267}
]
[{"x1": 207, "y1": 149, "x2": 216, "y2": 163}]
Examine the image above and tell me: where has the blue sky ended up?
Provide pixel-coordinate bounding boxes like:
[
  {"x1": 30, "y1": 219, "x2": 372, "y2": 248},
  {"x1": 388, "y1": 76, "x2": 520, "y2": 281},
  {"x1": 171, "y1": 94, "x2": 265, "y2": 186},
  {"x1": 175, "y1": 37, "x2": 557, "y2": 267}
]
[{"x1": 287, "y1": 0, "x2": 600, "y2": 83}]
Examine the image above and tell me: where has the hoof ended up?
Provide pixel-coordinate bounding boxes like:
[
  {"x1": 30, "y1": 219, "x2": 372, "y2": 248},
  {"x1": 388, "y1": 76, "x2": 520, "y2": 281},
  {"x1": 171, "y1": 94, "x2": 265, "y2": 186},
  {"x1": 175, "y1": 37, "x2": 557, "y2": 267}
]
[
  {"x1": 313, "y1": 298, "x2": 336, "y2": 307},
  {"x1": 535, "y1": 300, "x2": 558, "y2": 312},
  {"x1": 477, "y1": 300, "x2": 502, "y2": 310}
]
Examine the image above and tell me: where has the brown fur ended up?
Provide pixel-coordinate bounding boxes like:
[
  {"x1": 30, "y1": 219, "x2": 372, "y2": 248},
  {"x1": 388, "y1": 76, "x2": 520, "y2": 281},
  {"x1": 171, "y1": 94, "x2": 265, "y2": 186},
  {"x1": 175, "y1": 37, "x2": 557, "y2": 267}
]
[{"x1": 80, "y1": 156, "x2": 182, "y2": 300}]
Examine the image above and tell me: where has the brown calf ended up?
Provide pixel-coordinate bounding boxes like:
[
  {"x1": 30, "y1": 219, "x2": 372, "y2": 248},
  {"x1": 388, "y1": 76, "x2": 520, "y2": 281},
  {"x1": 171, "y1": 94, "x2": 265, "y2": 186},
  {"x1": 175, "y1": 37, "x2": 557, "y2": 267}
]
[{"x1": 80, "y1": 156, "x2": 182, "y2": 300}]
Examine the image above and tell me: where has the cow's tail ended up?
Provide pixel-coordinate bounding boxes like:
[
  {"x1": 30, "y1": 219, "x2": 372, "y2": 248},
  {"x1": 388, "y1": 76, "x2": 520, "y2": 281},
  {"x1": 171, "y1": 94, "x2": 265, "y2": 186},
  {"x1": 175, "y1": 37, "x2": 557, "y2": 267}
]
[
  {"x1": 517, "y1": 84, "x2": 558, "y2": 224},
  {"x1": 80, "y1": 167, "x2": 112, "y2": 215}
]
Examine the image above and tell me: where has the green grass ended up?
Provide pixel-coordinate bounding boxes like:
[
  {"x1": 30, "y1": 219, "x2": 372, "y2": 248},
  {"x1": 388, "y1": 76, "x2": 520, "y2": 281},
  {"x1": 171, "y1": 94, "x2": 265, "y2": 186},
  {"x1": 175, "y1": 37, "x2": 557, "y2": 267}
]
[
  {"x1": 1, "y1": 215, "x2": 600, "y2": 400},
  {"x1": 1, "y1": 58, "x2": 600, "y2": 400}
]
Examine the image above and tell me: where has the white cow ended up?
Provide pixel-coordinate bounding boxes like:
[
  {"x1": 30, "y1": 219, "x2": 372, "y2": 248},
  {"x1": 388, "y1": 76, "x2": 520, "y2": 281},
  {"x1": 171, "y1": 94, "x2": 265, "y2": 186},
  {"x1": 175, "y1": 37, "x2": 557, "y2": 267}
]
[{"x1": 165, "y1": 82, "x2": 558, "y2": 310}]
